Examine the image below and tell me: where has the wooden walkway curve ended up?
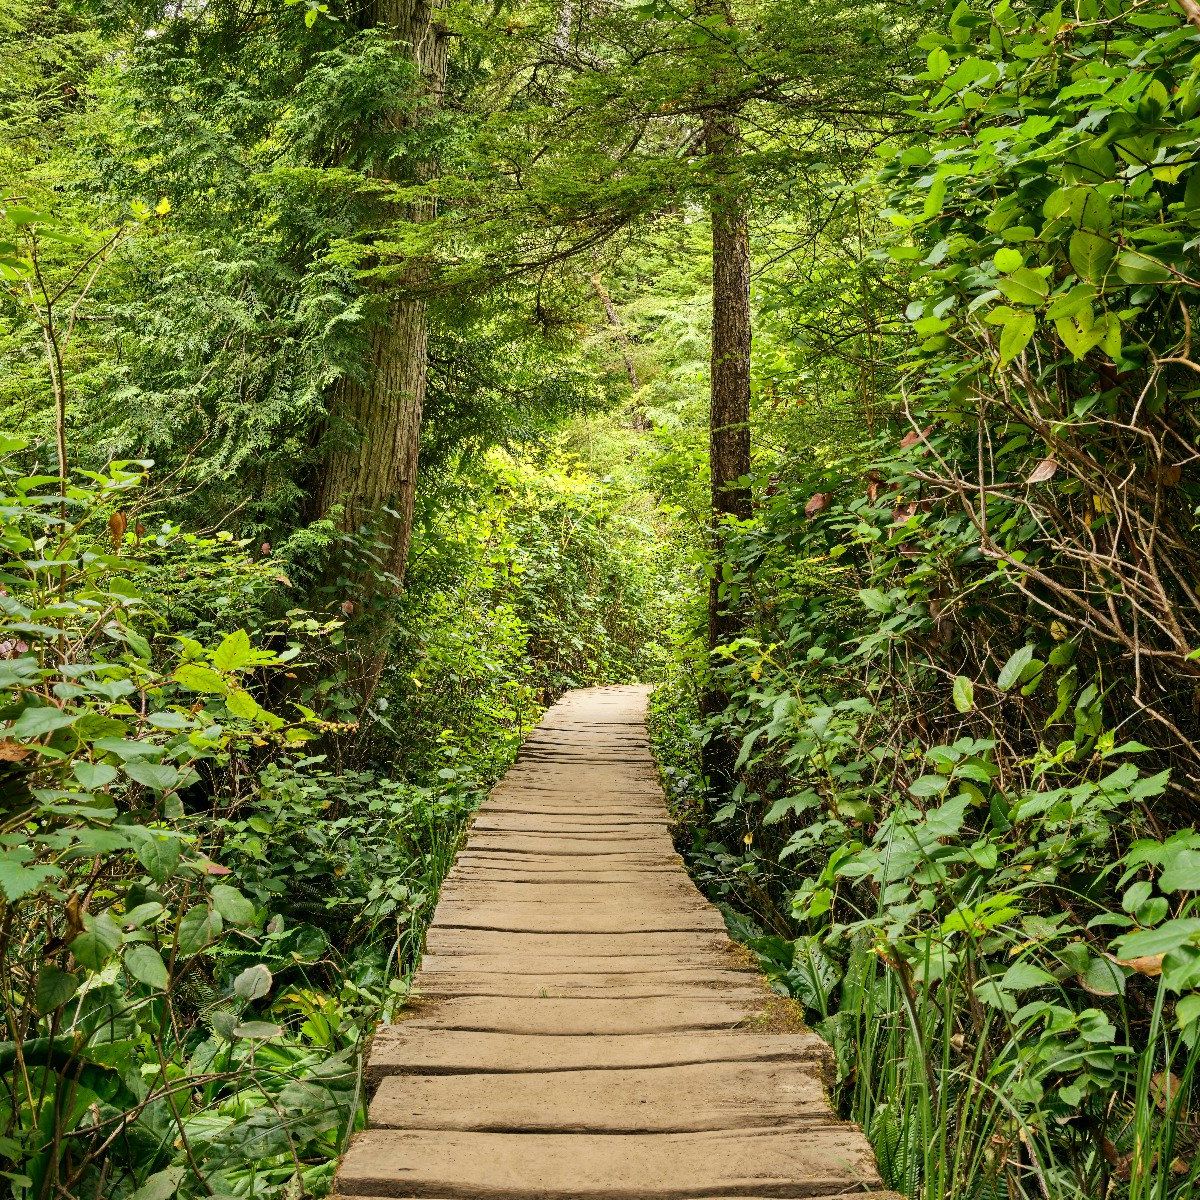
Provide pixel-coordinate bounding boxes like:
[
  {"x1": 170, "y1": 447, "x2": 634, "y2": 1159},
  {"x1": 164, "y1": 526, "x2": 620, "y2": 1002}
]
[{"x1": 336, "y1": 685, "x2": 894, "y2": 1200}]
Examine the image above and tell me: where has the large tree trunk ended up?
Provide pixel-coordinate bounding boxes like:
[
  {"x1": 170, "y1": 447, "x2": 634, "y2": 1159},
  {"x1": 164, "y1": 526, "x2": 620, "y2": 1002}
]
[
  {"x1": 701, "y1": 102, "x2": 753, "y2": 790},
  {"x1": 314, "y1": 0, "x2": 448, "y2": 590}
]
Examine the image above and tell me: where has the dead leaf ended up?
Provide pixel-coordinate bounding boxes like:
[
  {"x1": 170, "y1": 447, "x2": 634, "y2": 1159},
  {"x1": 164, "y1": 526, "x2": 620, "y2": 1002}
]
[
  {"x1": 1116, "y1": 952, "x2": 1164, "y2": 977},
  {"x1": 201, "y1": 860, "x2": 233, "y2": 876},
  {"x1": 0, "y1": 739, "x2": 30, "y2": 762},
  {"x1": 1027, "y1": 457, "x2": 1058, "y2": 484},
  {"x1": 108, "y1": 511, "x2": 128, "y2": 550},
  {"x1": 900, "y1": 425, "x2": 933, "y2": 450},
  {"x1": 804, "y1": 493, "x2": 829, "y2": 518},
  {"x1": 1150, "y1": 1071, "x2": 1182, "y2": 1113}
]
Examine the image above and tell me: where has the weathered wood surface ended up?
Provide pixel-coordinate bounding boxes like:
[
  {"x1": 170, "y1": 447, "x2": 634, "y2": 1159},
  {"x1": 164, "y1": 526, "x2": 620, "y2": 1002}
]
[{"x1": 336, "y1": 685, "x2": 895, "y2": 1199}]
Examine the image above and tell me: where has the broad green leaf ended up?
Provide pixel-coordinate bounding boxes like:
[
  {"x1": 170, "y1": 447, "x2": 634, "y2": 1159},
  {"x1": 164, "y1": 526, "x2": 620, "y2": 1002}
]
[
  {"x1": 72, "y1": 913, "x2": 123, "y2": 970},
  {"x1": 1114, "y1": 919, "x2": 1200, "y2": 961},
  {"x1": 35, "y1": 966, "x2": 80, "y2": 1014},
  {"x1": 124, "y1": 759, "x2": 181, "y2": 791},
  {"x1": 1160, "y1": 850, "x2": 1200, "y2": 893},
  {"x1": 0, "y1": 852, "x2": 61, "y2": 901},
  {"x1": 233, "y1": 1020, "x2": 283, "y2": 1040},
  {"x1": 993, "y1": 247, "x2": 1023, "y2": 272},
  {"x1": 73, "y1": 761, "x2": 118, "y2": 790},
  {"x1": 1000, "y1": 961, "x2": 1055, "y2": 991},
  {"x1": 858, "y1": 588, "x2": 892, "y2": 614},
  {"x1": 998, "y1": 311, "x2": 1035, "y2": 365},
  {"x1": 177, "y1": 904, "x2": 222, "y2": 956},
  {"x1": 997, "y1": 267, "x2": 1049, "y2": 305},
  {"x1": 128, "y1": 1167, "x2": 187, "y2": 1200},
  {"x1": 998, "y1": 645, "x2": 1035, "y2": 691},
  {"x1": 212, "y1": 884, "x2": 256, "y2": 926},
  {"x1": 8, "y1": 706, "x2": 76, "y2": 739},
  {"x1": 212, "y1": 629, "x2": 253, "y2": 672},
  {"x1": 173, "y1": 663, "x2": 227, "y2": 694},
  {"x1": 124, "y1": 944, "x2": 170, "y2": 990},
  {"x1": 137, "y1": 836, "x2": 181, "y2": 883},
  {"x1": 225, "y1": 688, "x2": 259, "y2": 720},
  {"x1": 1116, "y1": 250, "x2": 1172, "y2": 285},
  {"x1": 952, "y1": 675, "x2": 974, "y2": 713},
  {"x1": 233, "y1": 963, "x2": 273, "y2": 1000},
  {"x1": 1068, "y1": 230, "x2": 1114, "y2": 283}
]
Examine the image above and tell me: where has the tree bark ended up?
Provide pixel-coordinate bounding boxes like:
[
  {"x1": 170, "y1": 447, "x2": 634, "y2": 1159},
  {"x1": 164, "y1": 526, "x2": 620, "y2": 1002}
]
[
  {"x1": 701, "y1": 102, "x2": 752, "y2": 790},
  {"x1": 313, "y1": 0, "x2": 449, "y2": 589}
]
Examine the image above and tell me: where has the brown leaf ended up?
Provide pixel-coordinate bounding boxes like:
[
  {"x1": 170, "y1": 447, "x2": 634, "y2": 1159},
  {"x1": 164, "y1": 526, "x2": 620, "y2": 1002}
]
[
  {"x1": 900, "y1": 425, "x2": 933, "y2": 450},
  {"x1": 1151, "y1": 1071, "x2": 1182, "y2": 1113},
  {"x1": 1116, "y1": 952, "x2": 1164, "y2": 977},
  {"x1": 108, "y1": 511, "x2": 128, "y2": 550},
  {"x1": 1027, "y1": 457, "x2": 1058, "y2": 484},
  {"x1": 201, "y1": 860, "x2": 233, "y2": 876},
  {"x1": 0, "y1": 739, "x2": 30, "y2": 762},
  {"x1": 804, "y1": 493, "x2": 829, "y2": 518}
]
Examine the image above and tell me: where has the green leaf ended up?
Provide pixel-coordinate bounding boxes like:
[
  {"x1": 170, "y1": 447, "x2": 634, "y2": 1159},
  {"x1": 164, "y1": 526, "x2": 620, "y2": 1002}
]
[
  {"x1": 212, "y1": 884, "x2": 256, "y2": 926},
  {"x1": 998, "y1": 311, "x2": 1035, "y2": 365},
  {"x1": 1068, "y1": 230, "x2": 1114, "y2": 283},
  {"x1": 127, "y1": 1167, "x2": 187, "y2": 1200},
  {"x1": 952, "y1": 675, "x2": 975, "y2": 713},
  {"x1": 909, "y1": 774, "x2": 949, "y2": 798},
  {"x1": 997, "y1": 267, "x2": 1049, "y2": 305},
  {"x1": 858, "y1": 588, "x2": 892, "y2": 614},
  {"x1": 72, "y1": 761, "x2": 118, "y2": 790},
  {"x1": 177, "y1": 904, "x2": 222, "y2": 956},
  {"x1": 998, "y1": 645, "x2": 1035, "y2": 691},
  {"x1": 1000, "y1": 961, "x2": 1055, "y2": 991},
  {"x1": 233, "y1": 962, "x2": 273, "y2": 1000},
  {"x1": 35, "y1": 966, "x2": 80, "y2": 1014},
  {"x1": 124, "y1": 759, "x2": 182, "y2": 792},
  {"x1": 124, "y1": 944, "x2": 170, "y2": 990},
  {"x1": 233, "y1": 1020, "x2": 284, "y2": 1040},
  {"x1": 225, "y1": 688, "x2": 259, "y2": 720},
  {"x1": 1160, "y1": 850, "x2": 1200, "y2": 893},
  {"x1": 71, "y1": 913, "x2": 123, "y2": 970},
  {"x1": 1116, "y1": 251, "x2": 1172, "y2": 285},
  {"x1": 137, "y1": 836, "x2": 181, "y2": 884},
  {"x1": 993, "y1": 248, "x2": 1023, "y2": 273},
  {"x1": 212, "y1": 629, "x2": 254, "y2": 672},
  {"x1": 8, "y1": 706, "x2": 76, "y2": 739},
  {"x1": 0, "y1": 852, "x2": 61, "y2": 901},
  {"x1": 1114, "y1": 919, "x2": 1200, "y2": 961},
  {"x1": 173, "y1": 663, "x2": 227, "y2": 694},
  {"x1": 1177, "y1": 994, "x2": 1200, "y2": 1030}
]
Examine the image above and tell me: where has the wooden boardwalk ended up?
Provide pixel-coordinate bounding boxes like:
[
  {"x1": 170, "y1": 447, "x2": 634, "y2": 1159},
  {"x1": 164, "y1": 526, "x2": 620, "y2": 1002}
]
[{"x1": 336, "y1": 685, "x2": 893, "y2": 1199}]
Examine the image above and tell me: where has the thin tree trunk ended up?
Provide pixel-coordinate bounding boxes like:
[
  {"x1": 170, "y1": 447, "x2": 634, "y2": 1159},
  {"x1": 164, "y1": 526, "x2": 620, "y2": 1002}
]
[
  {"x1": 589, "y1": 271, "x2": 640, "y2": 390},
  {"x1": 314, "y1": 0, "x2": 448, "y2": 591},
  {"x1": 701, "y1": 102, "x2": 752, "y2": 790}
]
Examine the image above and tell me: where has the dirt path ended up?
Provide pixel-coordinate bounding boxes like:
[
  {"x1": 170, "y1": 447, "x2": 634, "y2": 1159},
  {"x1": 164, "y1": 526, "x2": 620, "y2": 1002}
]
[{"x1": 336, "y1": 685, "x2": 894, "y2": 1199}]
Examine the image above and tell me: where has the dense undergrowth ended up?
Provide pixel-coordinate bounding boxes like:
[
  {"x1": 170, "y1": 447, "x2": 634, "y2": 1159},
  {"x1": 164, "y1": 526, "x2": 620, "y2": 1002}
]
[
  {"x1": 0, "y1": 429, "x2": 668, "y2": 1199},
  {"x1": 649, "y1": 3, "x2": 1200, "y2": 1198}
]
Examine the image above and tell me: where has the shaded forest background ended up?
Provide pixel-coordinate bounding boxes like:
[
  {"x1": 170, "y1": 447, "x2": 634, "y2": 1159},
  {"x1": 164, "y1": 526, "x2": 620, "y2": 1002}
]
[{"x1": 4, "y1": 0, "x2": 1200, "y2": 1198}]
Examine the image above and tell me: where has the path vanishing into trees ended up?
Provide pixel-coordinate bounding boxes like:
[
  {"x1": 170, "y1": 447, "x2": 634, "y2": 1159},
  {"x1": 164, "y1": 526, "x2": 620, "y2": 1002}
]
[{"x1": 335, "y1": 686, "x2": 894, "y2": 1199}]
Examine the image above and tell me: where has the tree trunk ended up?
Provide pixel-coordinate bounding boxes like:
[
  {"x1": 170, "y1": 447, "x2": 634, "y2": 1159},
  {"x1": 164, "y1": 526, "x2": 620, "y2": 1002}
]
[
  {"x1": 701, "y1": 102, "x2": 752, "y2": 790},
  {"x1": 314, "y1": 0, "x2": 448, "y2": 590}
]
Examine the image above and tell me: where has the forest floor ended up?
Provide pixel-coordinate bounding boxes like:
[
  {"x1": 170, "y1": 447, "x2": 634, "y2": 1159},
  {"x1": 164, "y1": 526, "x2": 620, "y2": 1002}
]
[{"x1": 333, "y1": 686, "x2": 894, "y2": 1199}]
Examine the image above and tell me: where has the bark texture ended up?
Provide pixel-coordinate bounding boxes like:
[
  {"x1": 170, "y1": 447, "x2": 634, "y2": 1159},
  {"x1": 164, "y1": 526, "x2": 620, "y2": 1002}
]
[
  {"x1": 314, "y1": 0, "x2": 448, "y2": 585},
  {"x1": 701, "y1": 101, "x2": 753, "y2": 788}
]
